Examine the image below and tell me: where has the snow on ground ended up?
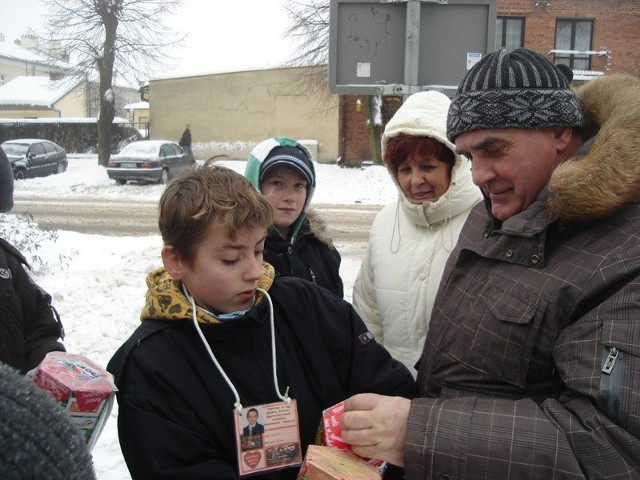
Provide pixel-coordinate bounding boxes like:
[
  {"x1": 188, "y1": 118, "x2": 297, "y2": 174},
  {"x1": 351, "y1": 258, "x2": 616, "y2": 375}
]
[{"x1": 4, "y1": 155, "x2": 397, "y2": 479}]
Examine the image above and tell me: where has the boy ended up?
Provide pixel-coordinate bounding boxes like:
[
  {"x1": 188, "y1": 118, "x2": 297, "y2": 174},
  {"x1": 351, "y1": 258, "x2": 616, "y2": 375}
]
[
  {"x1": 242, "y1": 408, "x2": 264, "y2": 436},
  {"x1": 245, "y1": 137, "x2": 344, "y2": 297},
  {"x1": 107, "y1": 162, "x2": 416, "y2": 479}
]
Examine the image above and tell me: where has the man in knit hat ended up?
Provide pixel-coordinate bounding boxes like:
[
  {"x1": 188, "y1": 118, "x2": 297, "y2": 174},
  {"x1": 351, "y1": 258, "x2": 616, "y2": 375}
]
[{"x1": 341, "y1": 48, "x2": 640, "y2": 478}]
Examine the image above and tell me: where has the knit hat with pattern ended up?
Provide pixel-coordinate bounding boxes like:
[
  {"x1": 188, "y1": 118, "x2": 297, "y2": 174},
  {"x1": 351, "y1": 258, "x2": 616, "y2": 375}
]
[
  {"x1": 0, "y1": 363, "x2": 96, "y2": 480},
  {"x1": 446, "y1": 48, "x2": 583, "y2": 142}
]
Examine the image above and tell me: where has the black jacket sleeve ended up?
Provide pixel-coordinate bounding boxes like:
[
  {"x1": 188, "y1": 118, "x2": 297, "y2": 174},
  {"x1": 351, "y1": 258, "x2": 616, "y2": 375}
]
[{"x1": 0, "y1": 238, "x2": 65, "y2": 373}]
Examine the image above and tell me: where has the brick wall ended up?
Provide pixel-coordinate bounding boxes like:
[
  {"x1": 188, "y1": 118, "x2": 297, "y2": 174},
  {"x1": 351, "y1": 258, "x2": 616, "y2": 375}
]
[
  {"x1": 339, "y1": 0, "x2": 640, "y2": 166},
  {"x1": 339, "y1": 96, "x2": 370, "y2": 167},
  {"x1": 499, "y1": 0, "x2": 639, "y2": 76}
]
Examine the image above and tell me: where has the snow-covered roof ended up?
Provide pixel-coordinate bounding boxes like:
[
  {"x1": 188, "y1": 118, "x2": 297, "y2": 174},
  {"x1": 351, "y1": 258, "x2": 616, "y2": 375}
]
[
  {"x1": 0, "y1": 39, "x2": 68, "y2": 72},
  {"x1": 0, "y1": 40, "x2": 43, "y2": 63},
  {"x1": 0, "y1": 117, "x2": 129, "y2": 124},
  {"x1": 124, "y1": 101, "x2": 149, "y2": 110},
  {"x1": 0, "y1": 76, "x2": 82, "y2": 107}
]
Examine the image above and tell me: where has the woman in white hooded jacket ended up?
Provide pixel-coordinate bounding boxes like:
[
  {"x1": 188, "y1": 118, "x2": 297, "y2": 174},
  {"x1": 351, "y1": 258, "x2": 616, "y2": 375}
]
[{"x1": 352, "y1": 90, "x2": 481, "y2": 378}]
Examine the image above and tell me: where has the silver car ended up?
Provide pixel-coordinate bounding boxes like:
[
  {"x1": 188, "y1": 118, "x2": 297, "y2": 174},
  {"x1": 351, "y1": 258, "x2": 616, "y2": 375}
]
[
  {"x1": 107, "y1": 140, "x2": 196, "y2": 185},
  {"x1": 1, "y1": 139, "x2": 68, "y2": 180}
]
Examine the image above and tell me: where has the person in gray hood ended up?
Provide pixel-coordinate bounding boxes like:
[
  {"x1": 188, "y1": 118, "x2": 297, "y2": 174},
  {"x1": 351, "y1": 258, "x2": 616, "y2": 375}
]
[{"x1": 353, "y1": 90, "x2": 481, "y2": 378}]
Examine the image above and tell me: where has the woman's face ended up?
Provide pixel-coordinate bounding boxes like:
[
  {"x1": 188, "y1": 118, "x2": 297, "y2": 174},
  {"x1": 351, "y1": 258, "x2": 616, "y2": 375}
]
[{"x1": 396, "y1": 150, "x2": 452, "y2": 202}]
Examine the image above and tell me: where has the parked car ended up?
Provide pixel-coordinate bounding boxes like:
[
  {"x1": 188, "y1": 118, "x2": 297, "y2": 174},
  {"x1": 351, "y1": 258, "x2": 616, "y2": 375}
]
[
  {"x1": 107, "y1": 140, "x2": 196, "y2": 185},
  {"x1": 1, "y1": 139, "x2": 68, "y2": 180}
]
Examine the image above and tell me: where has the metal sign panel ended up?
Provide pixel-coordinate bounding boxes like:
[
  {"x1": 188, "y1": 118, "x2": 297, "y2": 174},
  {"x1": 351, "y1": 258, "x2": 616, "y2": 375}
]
[{"x1": 329, "y1": 0, "x2": 497, "y2": 96}]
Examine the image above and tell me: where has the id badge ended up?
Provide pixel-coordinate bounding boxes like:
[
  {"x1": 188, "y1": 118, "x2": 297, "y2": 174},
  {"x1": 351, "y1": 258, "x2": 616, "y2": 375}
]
[{"x1": 235, "y1": 400, "x2": 302, "y2": 476}]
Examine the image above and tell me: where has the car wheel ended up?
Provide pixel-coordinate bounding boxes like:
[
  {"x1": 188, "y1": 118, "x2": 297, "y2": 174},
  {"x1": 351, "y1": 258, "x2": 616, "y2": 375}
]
[
  {"x1": 56, "y1": 162, "x2": 66, "y2": 174},
  {"x1": 14, "y1": 168, "x2": 26, "y2": 180},
  {"x1": 115, "y1": 179, "x2": 127, "y2": 185},
  {"x1": 159, "y1": 169, "x2": 169, "y2": 184}
]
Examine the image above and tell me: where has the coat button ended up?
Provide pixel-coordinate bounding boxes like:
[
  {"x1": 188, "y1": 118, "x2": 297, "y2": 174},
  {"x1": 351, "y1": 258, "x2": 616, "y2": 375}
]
[
  {"x1": 505, "y1": 249, "x2": 513, "y2": 258},
  {"x1": 287, "y1": 246, "x2": 293, "y2": 254},
  {"x1": 531, "y1": 254, "x2": 540, "y2": 264}
]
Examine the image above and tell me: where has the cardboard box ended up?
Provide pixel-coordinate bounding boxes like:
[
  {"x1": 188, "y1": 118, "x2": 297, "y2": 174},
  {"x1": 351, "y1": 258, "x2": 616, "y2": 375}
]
[
  {"x1": 32, "y1": 352, "x2": 117, "y2": 451},
  {"x1": 297, "y1": 445, "x2": 381, "y2": 480},
  {"x1": 321, "y1": 401, "x2": 387, "y2": 473}
]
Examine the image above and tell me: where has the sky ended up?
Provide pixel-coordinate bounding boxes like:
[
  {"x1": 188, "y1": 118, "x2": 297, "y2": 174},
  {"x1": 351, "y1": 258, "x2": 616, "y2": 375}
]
[
  {"x1": 1, "y1": 0, "x2": 297, "y2": 78},
  {"x1": 5, "y1": 154, "x2": 397, "y2": 479}
]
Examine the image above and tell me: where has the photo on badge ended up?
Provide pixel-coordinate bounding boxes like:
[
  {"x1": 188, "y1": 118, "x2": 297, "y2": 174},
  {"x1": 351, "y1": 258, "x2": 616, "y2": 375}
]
[{"x1": 234, "y1": 400, "x2": 302, "y2": 476}]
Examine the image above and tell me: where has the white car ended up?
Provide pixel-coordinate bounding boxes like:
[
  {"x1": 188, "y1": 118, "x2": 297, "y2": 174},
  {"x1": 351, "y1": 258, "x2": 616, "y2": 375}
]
[{"x1": 107, "y1": 140, "x2": 196, "y2": 185}]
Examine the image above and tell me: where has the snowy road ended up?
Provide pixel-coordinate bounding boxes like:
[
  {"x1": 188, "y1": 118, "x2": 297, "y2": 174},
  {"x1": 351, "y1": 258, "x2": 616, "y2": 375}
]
[{"x1": 12, "y1": 196, "x2": 382, "y2": 242}]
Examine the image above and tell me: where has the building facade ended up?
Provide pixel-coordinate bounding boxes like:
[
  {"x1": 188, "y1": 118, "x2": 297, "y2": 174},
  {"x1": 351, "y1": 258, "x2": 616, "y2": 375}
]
[
  {"x1": 0, "y1": 34, "x2": 139, "y2": 120},
  {"x1": 340, "y1": 0, "x2": 640, "y2": 166},
  {"x1": 149, "y1": 65, "x2": 339, "y2": 162}
]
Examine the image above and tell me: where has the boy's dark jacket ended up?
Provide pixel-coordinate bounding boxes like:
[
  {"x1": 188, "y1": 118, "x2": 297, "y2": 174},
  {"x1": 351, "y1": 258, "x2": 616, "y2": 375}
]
[
  {"x1": 264, "y1": 210, "x2": 344, "y2": 298},
  {"x1": 107, "y1": 265, "x2": 416, "y2": 479},
  {"x1": 0, "y1": 238, "x2": 65, "y2": 373}
]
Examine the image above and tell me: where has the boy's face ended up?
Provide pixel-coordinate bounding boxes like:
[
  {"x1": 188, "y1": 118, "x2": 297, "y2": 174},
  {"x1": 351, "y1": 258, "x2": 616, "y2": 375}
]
[
  {"x1": 247, "y1": 410, "x2": 258, "y2": 424},
  {"x1": 180, "y1": 225, "x2": 266, "y2": 314},
  {"x1": 260, "y1": 166, "x2": 308, "y2": 237}
]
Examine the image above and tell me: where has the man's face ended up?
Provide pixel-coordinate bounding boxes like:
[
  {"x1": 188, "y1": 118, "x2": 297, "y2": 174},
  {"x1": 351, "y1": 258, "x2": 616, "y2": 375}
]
[{"x1": 455, "y1": 128, "x2": 564, "y2": 221}]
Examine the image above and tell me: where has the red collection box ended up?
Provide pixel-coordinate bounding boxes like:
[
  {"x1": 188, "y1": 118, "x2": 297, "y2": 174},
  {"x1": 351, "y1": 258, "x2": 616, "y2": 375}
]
[
  {"x1": 32, "y1": 352, "x2": 117, "y2": 451},
  {"x1": 319, "y1": 401, "x2": 387, "y2": 474},
  {"x1": 297, "y1": 445, "x2": 381, "y2": 480}
]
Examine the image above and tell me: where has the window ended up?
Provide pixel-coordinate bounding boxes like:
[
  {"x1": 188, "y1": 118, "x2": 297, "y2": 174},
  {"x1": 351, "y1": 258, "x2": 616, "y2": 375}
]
[
  {"x1": 554, "y1": 19, "x2": 594, "y2": 70},
  {"x1": 161, "y1": 145, "x2": 173, "y2": 157},
  {"x1": 29, "y1": 143, "x2": 45, "y2": 156},
  {"x1": 495, "y1": 17, "x2": 524, "y2": 51}
]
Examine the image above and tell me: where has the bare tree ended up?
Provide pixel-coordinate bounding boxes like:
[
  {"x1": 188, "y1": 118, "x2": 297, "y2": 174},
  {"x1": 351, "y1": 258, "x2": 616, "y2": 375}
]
[
  {"x1": 283, "y1": 0, "x2": 383, "y2": 164},
  {"x1": 284, "y1": 1, "x2": 329, "y2": 68},
  {"x1": 40, "y1": 0, "x2": 184, "y2": 166}
]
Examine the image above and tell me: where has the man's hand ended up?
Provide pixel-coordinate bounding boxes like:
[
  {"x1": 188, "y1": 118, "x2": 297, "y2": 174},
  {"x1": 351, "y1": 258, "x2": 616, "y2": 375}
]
[{"x1": 341, "y1": 393, "x2": 410, "y2": 467}]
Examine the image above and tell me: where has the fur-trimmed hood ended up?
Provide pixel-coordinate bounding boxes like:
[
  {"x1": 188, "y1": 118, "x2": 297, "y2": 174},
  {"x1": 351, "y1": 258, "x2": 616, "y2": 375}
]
[
  {"x1": 305, "y1": 208, "x2": 335, "y2": 248},
  {"x1": 548, "y1": 73, "x2": 640, "y2": 222}
]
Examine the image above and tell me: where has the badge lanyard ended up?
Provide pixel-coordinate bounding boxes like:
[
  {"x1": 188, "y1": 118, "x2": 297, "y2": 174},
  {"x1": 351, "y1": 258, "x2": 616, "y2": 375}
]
[
  {"x1": 184, "y1": 285, "x2": 302, "y2": 475},
  {"x1": 183, "y1": 285, "x2": 291, "y2": 412}
]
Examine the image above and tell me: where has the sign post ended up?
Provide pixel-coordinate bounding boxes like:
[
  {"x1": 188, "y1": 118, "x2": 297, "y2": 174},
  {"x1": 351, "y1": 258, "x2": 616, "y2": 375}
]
[{"x1": 328, "y1": 0, "x2": 497, "y2": 96}]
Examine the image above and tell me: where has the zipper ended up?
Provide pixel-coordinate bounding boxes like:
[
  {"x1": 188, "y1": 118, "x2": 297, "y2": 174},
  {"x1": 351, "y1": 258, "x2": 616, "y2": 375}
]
[
  {"x1": 599, "y1": 345, "x2": 623, "y2": 420},
  {"x1": 601, "y1": 346, "x2": 618, "y2": 374}
]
